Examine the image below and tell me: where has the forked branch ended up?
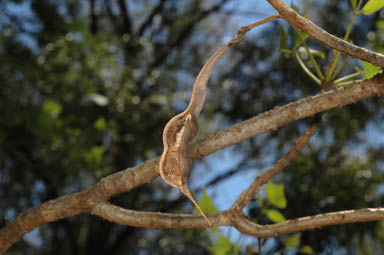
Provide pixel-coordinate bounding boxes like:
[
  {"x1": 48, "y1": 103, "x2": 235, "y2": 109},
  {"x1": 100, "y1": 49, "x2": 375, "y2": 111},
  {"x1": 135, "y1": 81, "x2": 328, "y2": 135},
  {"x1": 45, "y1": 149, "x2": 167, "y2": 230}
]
[
  {"x1": 232, "y1": 117, "x2": 320, "y2": 211},
  {"x1": 267, "y1": 0, "x2": 384, "y2": 68},
  {"x1": 2, "y1": 1, "x2": 384, "y2": 253},
  {"x1": 2, "y1": 73, "x2": 383, "y2": 254}
]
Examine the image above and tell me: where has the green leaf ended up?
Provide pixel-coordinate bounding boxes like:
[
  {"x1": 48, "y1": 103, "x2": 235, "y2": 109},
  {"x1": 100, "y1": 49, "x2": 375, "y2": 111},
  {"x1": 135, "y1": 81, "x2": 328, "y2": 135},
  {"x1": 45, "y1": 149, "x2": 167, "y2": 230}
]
[
  {"x1": 362, "y1": 0, "x2": 384, "y2": 15},
  {"x1": 377, "y1": 221, "x2": 384, "y2": 239},
  {"x1": 266, "y1": 209, "x2": 286, "y2": 223},
  {"x1": 300, "y1": 245, "x2": 315, "y2": 254},
  {"x1": 279, "y1": 25, "x2": 291, "y2": 58},
  {"x1": 43, "y1": 100, "x2": 62, "y2": 118},
  {"x1": 196, "y1": 189, "x2": 217, "y2": 214},
  {"x1": 70, "y1": 18, "x2": 90, "y2": 35},
  {"x1": 196, "y1": 189, "x2": 220, "y2": 233},
  {"x1": 377, "y1": 20, "x2": 384, "y2": 29},
  {"x1": 84, "y1": 146, "x2": 105, "y2": 168},
  {"x1": 94, "y1": 117, "x2": 107, "y2": 131},
  {"x1": 256, "y1": 194, "x2": 264, "y2": 208},
  {"x1": 362, "y1": 61, "x2": 381, "y2": 79},
  {"x1": 266, "y1": 183, "x2": 287, "y2": 209},
  {"x1": 211, "y1": 235, "x2": 241, "y2": 255},
  {"x1": 285, "y1": 233, "x2": 301, "y2": 248},
  {"x1": 293, "y1": 28, "x2": 310, "y2": 48},
  {"x1": 354, "y1": 66, "x2": 365, "y2": 77},
  {"x1": 350, "y1": 0, "x2": 357, "y2": 10},
  {"x1": 303, "y1": 6, "x2": 310, "y2": 19},
  {"x1": 279, "y1": 24, "x2": 289, "y2": 54}
]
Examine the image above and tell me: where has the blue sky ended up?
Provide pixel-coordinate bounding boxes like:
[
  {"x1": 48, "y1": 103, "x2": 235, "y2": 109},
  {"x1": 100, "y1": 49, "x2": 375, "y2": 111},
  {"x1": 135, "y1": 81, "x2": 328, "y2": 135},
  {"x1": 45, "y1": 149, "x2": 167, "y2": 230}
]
[
  {"x1": 14, "y1": 0, "x2": 384, "y2": 251},
  {"x1": 186, "y1": 0, "x2": 295, "y2": 246}
]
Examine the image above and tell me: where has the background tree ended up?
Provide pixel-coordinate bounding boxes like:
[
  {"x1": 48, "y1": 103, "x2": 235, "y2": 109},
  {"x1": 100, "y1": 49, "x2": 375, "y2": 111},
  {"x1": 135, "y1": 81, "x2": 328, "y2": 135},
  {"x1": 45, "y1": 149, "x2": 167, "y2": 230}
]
[{"x1": 0, "y1": 0, "x2": 383, "y2": 254}]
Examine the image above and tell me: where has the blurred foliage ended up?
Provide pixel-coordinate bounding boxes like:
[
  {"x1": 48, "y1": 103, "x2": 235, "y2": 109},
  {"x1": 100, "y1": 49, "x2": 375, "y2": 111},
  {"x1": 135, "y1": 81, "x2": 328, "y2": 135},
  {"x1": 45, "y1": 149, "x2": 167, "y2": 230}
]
[
  {"x1": 0, "y1": 0, "x2": 383, "y2": 255},
  {"x1": 196, "y1": 188, "x2": 218, "y2": 214},
  {"x1": 265, "y1": 183, "x2": 287, "y2": 209},
  {"x1": 210, "y1": 235, "x2": 241, "y2": 255}
]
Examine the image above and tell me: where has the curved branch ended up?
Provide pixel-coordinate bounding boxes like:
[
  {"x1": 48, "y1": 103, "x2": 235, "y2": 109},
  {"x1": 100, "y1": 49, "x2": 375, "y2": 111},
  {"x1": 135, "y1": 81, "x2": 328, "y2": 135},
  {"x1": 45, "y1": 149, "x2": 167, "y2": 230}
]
[
  {"x1": 0, "y1": 158, "x2": 160, "y2": 253},
  {"x1": 234, "y1": 208, "x2": 384, "y2": 238},
  {"x1": 91, "y1": 202, "x2": 233, "y2": 228},
  {"x1": 267, "y1": 0, "x2": 384, "y2": 68},
  {"x1": 190, "y1": 73, "x2": 384, "y2": 158},
  {"x1": 1, "y1": 74, "x2": 383, "y2": 253},
  {"x1": 0, "y1": 193, "x2": 88, "y2": 252},
  {"x1": 2, "y1": 2, "x2": 384, "y2": 251},
  {"x1": 232, "y1": 118, "x2": 320, "y2": 211},
  {"x1": 91, "y1": 203, "x2": 384, "y2": 239}
]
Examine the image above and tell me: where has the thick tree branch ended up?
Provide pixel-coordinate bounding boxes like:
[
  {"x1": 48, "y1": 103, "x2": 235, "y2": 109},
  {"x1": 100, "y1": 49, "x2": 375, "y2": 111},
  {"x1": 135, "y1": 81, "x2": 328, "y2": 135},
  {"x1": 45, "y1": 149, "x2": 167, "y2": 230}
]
[
  {"x1": 190, "y1": 74, "x2": 384, "y2": 158},
  {"x1": 267, "y1": 0, "x2": 384, "y2": 68},
  {"x1": 0, "y1": 192, "x2": 87, "y2": 252},
  {"x1": 0, "y1": 158, "x2": 160, "y2": 253},
  {"x1": 91, "y1": 202, "x2": 233, "y2": 229},
  {"x1": 1, "y1": 74, "x2": 383, "y2": 253},
  {"x1": 2, "y1": 2, "x2": 384, "y2": 253}
]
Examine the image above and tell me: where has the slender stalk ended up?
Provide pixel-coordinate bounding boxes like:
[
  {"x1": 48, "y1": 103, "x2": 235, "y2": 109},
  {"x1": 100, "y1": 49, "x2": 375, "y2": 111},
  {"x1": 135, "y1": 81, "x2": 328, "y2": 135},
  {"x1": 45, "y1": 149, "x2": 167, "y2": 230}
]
[
  {"x1": 334, "y1": 72, "x2": 361, "y2": 84},
  {"x1": 330, "y1": 55, "x2": 350, "y2": 81},
  {"x1": 296, "y1": 28, "x2": 324, "y2": 80},
  {"x1": 334, "y1": 79, "x2": 363, "y2": 87},
  {"x1": 247, "y1": 13, "x2": 280, "y2": 30},
  {"x1": 326, "y1": 3, "x2": 360, "y2": 82},
  {"x1": 295, "y1": 52, "x2": 321, "y2": 85}
]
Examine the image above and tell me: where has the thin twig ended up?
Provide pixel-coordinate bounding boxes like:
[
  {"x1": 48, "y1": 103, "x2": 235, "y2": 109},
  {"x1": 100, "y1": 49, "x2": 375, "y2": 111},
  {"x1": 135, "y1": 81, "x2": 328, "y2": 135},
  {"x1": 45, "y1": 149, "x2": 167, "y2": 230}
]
[
  {"x1": 247, "y1": 13, "x2": 280, "y2": 30},
  {"x1": 190, "y1": 73, "x2": 384, "y2": 158},
  {"x1": 232, "y1": 118, "x2": 320, "y2": 211},
  {"x1": 234, "y1": 208, "x2": 384, "y2": 238},
  {"x1": 1, "y1": 74, "x2": 384, "y2": 254}
]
